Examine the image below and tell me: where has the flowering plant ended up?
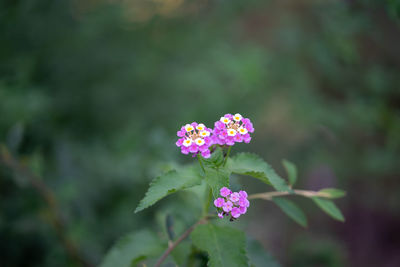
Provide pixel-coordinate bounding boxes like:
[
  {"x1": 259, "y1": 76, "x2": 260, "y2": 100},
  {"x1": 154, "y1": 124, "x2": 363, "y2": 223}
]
[{"x1": 100, "y1": 114, "x2": 346, "y2": 267}]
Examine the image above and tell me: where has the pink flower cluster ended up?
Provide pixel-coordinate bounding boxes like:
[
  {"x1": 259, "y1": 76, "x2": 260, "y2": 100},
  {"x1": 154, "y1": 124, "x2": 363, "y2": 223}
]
[
  {"x1": 214, "y1": 187, "x2": 250, "y2": 220},
  {"x1": 176, "y1": 113, "x2": 254, "y2": 158},
  {"x1": 212, "y1": 113, "x2": 254, "y2": 146},
  {"x1": 176, "y1": 122, "x2": 213, "y2": 158}
]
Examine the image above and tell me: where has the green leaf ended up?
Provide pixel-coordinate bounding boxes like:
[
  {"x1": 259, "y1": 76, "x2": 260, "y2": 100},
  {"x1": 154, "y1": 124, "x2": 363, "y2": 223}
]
[
  {"x1": 312, "y1": 197, "x2": 345, "y2": 222},
  {"x1": 204, "y1": 166, "x2": 230, "y2": 198},
  {"x1": 171, "y1": 240, "x2": 191, "y2": 266},
  {"x1": 282, "y1": 159, "x2": 297, "y2": 186},
  {"x1": 203, "y1": 146, "x2": 224, "y2": 168},
  {"x1": 100, "y1": 230, "x2": 164, "y2": 267},
  {"x1": 227, "y1": 153, "x2": 289, "y2": 191},
  {"x1": 319, "y1": 188, "x2": 346, "y2": 199},
  {"x1": 246, "y1": 238, "x2": 280, "y2": 267},
  {"x1": 191, "y1": 223, "x2": 248, "y2": 267},
  {"x1": 135, "y1": 164, "x2": 203, "y2": 213},
  {"x1": 272, "y1": 197, "x2": 307, "y2": 227}
]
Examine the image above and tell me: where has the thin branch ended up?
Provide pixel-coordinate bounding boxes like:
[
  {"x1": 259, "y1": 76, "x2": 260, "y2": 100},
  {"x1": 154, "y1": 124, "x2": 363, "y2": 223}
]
[
  {"x1": 154, "y1": 216, "x2": 211, "y2": 267},
  {"x1": 223, "y1": 146, "x2": 231, "y2": 167},
  {"x1": 0, "y1": 145, "x2": 93, "y2": 267},
  {"x1": 197, "y1": 154, "x2": 205, "y2": 173},
  {"x1": 202, "y1": 186, "x2": 213, "y2": 216},
  {"x1": 248, "y1": 189, "x2": 331, "y2": 200}
]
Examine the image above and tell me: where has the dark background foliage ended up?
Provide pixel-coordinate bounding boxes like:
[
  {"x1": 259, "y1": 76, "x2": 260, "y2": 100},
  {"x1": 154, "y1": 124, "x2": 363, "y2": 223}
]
[{"x1": 1, "y1": 0, "x2": 400, "y2": 266}]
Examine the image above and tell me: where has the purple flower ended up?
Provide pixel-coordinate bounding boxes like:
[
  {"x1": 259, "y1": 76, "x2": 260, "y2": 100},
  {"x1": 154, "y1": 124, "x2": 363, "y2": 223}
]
[
  {"x1": 176, "y1": 138, "x2": 184, "y2": 147},
  {"x1": 215, "y1": 187, "x2": 250, "y2": 220},
  {"x1": 198, "y1": 144, "x2": 209, "y2": 152},
  {"x1": 239, "y1": 190, "x2": 248, "y2": 198},
  {"x1": 239, "y1": 206, "x2": 247, "y2": 214},
  {"x1": 243, "y1": 134, "x2": 251, "y2": 143},
  {"x1": 245, "y1": 123, "x2": 254, "y2": 133},
  {"x1": 234, "y1": 134, "x2": 243, "y2": 142},
  {"x1": 181, "y1": 147, "x2": 189, "y2": 154},
  {"x1": 215, "y1": 121, "x2": 226, "y2": 130},
  {"x1": 176, "y1": 122, "x2": 213, "y2": 158},
  {"x1": 220, "y1": 187, "x2": 232, "y2": 197},
  {"x1": 211, "y1": 113, "x2": 254, "y2": 146},
  {"x1": 224, "y1": 113, "x2": 234, "y2": 120},
  {"x1": 177, "y1": 129, "x2": 186, "y2": 137},
  {"x1": 201, "y1": 150, "x2": 211, "y2": 158},
  {"x1": 222, "y1": 201, "x2": 233, "y2": 212},
  {"x1": 225, "y1": 137, "x2": 235, "y2": 146},
  {"x1": 231, "y1": 207, "x2": 241, "y2": 218},
  {"x1": 229, "y1": 192, "x2": 240, "y2": 203},
  {"x1": 189, "y1": 144, "x2": 199, "y2": 153},
  {"x1": 241, "y1": 118, "x2": 250, "y2": 124},
  {"x1": 238, "y1": 197, "x2": 250, "y2": 208},
  {"x1": 214, "y1": 198, "x2": 225, "y2": 208}
]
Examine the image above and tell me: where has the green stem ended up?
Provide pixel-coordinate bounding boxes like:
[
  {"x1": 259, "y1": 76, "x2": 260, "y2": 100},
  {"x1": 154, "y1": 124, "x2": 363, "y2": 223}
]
[
  {"x1": 154, "y1": 215, "x2": 212, "y2": 267},
  {"x1": 202, "y1": 186, "x2": 213, "y2": 216},
  {"x1": 197, "y1": 154, "x2": 205, "y2": 173},
  {"x1": 223, "y1": 146, "x2": 231, "y2": 167},
  {"x1": 248, "y1": 189, "x2": 332, "y2": 200}
]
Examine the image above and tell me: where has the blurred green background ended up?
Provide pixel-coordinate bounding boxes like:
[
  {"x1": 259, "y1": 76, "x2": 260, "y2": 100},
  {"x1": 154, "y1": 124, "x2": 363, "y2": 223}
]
[{"x1": 1, "y1": 0, "x2": 400, "y2": 266}]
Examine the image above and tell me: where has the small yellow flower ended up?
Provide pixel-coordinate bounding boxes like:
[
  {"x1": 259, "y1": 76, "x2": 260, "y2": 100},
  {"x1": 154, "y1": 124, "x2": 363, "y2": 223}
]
[
  {"x1": 184, "y1": 124, "x2": 194, "y2": 132},
  {"x1": 182, "y1": 138, "x2": 192, "y2": 147},
  {"x1": 196, "y1": 124, "x2": 205, "y2": 131},
  {"x1": 195, "y1": 138, "x2": 205, "y2": 146},
  {"x1": 233, "y1": 113, "x2": 242, "y2": 122},
  {"x1": 238, "y1": 127, "x2": 248, "y2": 135},
  {"x1": 200, "y1": 130, "x2": 210, "y2": 137},
  {"x1": 227, "y1": 129, "x2": 237, "y2": 136},
  {"x1": 220, "y1": 116, "x2": 231, "y2": 124}
]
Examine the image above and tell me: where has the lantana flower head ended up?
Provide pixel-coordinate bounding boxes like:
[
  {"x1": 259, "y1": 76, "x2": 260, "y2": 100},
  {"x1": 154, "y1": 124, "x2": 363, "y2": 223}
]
[
  {"x1": 214, "y1": 187, "x2": 250, "y2": 220},
  {"x1": 212, "y1": 113, "x2": 254, "y2": 146},
  {"x1": 176, "y1": 122, "x2": 213, "y2": 158}
]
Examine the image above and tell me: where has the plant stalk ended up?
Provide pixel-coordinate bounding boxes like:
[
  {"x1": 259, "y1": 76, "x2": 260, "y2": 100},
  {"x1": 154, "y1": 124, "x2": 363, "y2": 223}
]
[
  {"x1": 197, "y1": 154, "x2": 205, "y2": 173},
  {"x1": 202, "y1": 186, "x2": 213, "y2": 216},
  {"x1": 154, "y1": 215, "x2": 213, "y2": 267},
  {"x1": 248, "y1": 189, "x2": 331, "y2": 200},
  {"x1": 223, "y1": 146, "x2": 231, "y2": 167}
]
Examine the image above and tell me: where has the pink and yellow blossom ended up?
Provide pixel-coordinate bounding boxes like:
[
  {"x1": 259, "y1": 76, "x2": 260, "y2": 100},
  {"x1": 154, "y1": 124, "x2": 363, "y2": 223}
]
[
  {"x1": 212, "y1": 113, "x2": 254, "y2": 146},
  {"x1": 176, "y1": 122, "x2": 213, "y2": 158}
]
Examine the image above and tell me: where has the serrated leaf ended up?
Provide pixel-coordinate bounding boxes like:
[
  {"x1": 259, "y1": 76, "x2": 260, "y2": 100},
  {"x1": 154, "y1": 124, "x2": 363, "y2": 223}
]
[
  {"x1": 319, "y1": 188, "x2": 346, "y2": 199},
  {"x1": 282, "y1": 159, "x2": 297, "y2": 186},
  {"x1": 135, "y1": 165, "x2": 203, "y2": 212},
  {"x1": 100, "y1": 230, "x2": 164, "y2": 267},
  {"x1": 227, "y1": 153, "x2": 289, "y2": 191},
  {"x1": 204, "y1": 166, "x2": 230, "y2": 198},
  {"x1": 246, "y1": 238, "x2": 280, "y2": 267},
  {"x1": 273, "y1": 197, "x2": 307, "y2": 227},
  {"x1": 191, "y1": 224, "x2": 248, "y2": 267},
  {"x1": 312, "y1": 197, "x2": 345, "y2": 222}
]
